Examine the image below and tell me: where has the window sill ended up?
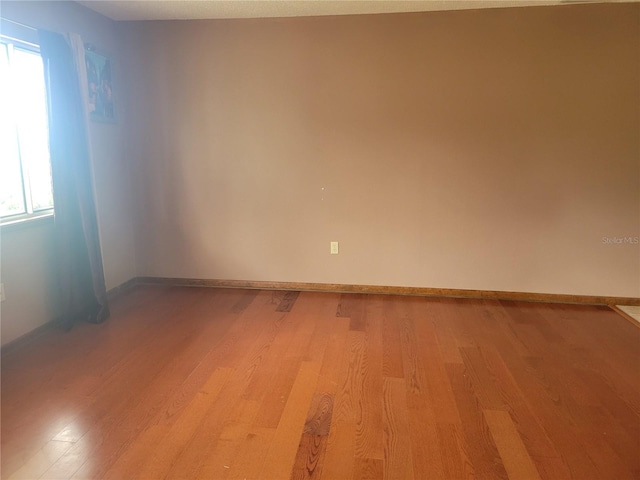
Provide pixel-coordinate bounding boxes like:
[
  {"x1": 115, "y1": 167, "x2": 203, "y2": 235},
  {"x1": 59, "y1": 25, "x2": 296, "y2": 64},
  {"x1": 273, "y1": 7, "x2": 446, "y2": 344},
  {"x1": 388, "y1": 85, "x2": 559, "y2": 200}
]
[{"x1": 0, "y1": 212, "x2": 54, "y2": 232}]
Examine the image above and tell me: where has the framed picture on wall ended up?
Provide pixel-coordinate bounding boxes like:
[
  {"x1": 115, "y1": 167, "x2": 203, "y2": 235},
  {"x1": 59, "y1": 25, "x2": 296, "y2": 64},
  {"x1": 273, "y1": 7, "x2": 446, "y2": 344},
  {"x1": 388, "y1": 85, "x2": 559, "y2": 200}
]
[{"x1": 85, "y1": 44, "x2": 115, "y2": 123}]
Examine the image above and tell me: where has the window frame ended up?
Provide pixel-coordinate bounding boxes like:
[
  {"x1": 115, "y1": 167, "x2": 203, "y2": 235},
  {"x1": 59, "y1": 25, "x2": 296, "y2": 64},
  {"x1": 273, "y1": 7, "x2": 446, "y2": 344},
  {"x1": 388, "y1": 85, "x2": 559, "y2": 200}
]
[{"x1": 0, "y1": 33, "x2": 54, "y2": 227}]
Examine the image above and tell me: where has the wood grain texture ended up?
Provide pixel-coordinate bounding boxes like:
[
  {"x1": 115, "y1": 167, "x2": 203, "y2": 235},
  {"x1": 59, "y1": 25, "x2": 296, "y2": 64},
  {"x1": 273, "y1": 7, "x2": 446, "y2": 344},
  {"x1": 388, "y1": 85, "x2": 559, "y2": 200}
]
[
  {"x1": 259, "y1": 361, "x2": 322, "y2": 480},
  {"x1": 353, "y1": 457, "x2": 383, "y2": 480},
  {"x1": 276, "y1": 291, "x2": 301, "y2": 312},
  {"x1": 382, "y1": 378, "x2": 414, "y2": 480},
  {"x1": 436, "y1": 422, "x2": 475, "y2": 479},
  {"x1": 304, "y1": 393, "x2": 334, "y2": 436},
  {"x1": 291, "y1": 434, "x2": 328, "y2": 480},
  {"x1": 2, "y1": 286, "x2": 639, "y2": 480},
  {"x1": 320, "y1": 422, "x2": 356, "y2": 480},
  {"x1": 483, "y1": 409, "x2": 542, "y2": 480}
]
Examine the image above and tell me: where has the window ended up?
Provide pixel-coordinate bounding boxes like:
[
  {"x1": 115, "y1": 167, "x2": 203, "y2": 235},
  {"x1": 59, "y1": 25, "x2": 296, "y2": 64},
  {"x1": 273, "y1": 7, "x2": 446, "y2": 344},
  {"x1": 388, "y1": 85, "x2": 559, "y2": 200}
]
[{"x1": 0, "y1": 37, "x2": 54, "y2": 224}]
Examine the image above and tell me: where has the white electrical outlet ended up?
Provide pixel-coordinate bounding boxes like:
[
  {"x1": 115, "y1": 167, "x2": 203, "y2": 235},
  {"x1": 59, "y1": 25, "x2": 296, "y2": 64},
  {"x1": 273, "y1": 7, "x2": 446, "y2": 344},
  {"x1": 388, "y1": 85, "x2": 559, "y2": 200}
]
[
  {"x1": 0, "y1": 283, "x2": 5, "y2": 302},
  {"x1": 330, "y1": 241, "x2": 339, "y2": 255}
]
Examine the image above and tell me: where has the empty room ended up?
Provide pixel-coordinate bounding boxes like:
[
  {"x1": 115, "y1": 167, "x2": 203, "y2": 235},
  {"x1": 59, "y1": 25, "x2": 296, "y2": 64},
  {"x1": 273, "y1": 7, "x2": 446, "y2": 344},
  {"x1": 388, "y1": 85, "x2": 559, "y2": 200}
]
[{"x1": 1, "y1": 0, "x2": 639, "y2": 479}]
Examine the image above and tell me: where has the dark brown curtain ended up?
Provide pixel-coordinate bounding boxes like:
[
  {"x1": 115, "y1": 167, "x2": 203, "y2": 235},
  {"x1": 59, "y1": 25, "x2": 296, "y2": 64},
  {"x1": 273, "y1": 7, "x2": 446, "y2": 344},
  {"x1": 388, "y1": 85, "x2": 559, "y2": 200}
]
[{"x1": 39, "y1": 30, "x2": 109, "y2": 328}]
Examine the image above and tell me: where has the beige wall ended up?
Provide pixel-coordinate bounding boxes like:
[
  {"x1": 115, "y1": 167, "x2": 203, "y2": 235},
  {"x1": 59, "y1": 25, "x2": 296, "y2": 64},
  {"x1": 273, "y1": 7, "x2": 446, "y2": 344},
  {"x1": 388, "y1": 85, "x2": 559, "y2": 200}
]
[
  {"x1": 124, "y1": 4, "x2": 639, "y2": 298},
  {"x1": 0, "y1": 221, "x2": 59, "y2": 344},
  {"x1": 1, "y1": 3, "x2": 638, "y2": 346},
  {"x1": 0, "y1": 1, "x2": 136, "y2": 345}
]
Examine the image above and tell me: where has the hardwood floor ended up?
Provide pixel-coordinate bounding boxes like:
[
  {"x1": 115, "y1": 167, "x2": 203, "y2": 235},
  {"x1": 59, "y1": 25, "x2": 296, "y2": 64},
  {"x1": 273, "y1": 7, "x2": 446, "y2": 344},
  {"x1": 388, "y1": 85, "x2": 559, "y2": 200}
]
[{"x1": 2, "y1": 285, "x2": 639, "y2": 479}]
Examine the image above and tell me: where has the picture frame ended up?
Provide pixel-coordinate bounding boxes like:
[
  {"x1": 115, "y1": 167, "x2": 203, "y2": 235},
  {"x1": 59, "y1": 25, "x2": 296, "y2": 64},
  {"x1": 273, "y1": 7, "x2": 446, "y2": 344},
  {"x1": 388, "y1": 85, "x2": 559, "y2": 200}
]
[{"x1": 84, "y1": 44, "x2": 115, "y2": 123}]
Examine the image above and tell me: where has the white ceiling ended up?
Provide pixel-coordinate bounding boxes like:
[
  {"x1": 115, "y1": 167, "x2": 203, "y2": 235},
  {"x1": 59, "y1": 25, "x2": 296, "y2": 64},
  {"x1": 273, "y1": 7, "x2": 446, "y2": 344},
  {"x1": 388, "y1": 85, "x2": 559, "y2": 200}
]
[{"x1": 77, "y1": 0, "x2": 634, "y2": 21}]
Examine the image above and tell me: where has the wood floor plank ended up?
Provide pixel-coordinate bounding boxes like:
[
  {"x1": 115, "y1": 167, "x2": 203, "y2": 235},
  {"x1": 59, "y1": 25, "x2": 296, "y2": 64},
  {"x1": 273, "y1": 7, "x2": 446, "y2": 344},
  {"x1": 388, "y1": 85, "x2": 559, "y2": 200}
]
[
  {"x1": 2, "y1": 287, "x2": 639, "y2": 480},
  {"x1": 498, "y1": 306, "x2": 639, "y2": 479},
  {"x1": 1, "y1": 287, "x2": 200, "y2": 477},
  {"x1": 304, "y1": 393, "x2": 334, "y2": 436},
  {"x1": 251, "y1": 292, "x2": 339, "y2": 433},
  {"x1": 355, "y1": 296, "x2": 384, "y2": 461},
  {"x1": 405, "y1": 391, "x2": 445, "y2": 478},
  {"x1": 108, "y1": 367, "x2": 233, "y2": 479},
  {"x1": 382, "y1": 377, "x2": 414, "y2": 480},
  {"x1": 195, "y1": 398, "x2": 262, "y2": 480},
  {"x1": 459, "y1": 346, "x2": 508, "y2": 410},
  {"x1": 471, "y1": 345, "x2": 572, "y2": 479},
  {"x1": 291, "y1": 434, "x2": 329, "y2": 480},
  {"x1": 352, "y1": 457, "x2": 383, "y2": 480},
  {"x1": 7, "y1": 440, "x2": 74, "y2": 480},
  {"x1": 38, "y1": 436, "x2": 103, "y2": 480},
  {"x1": 169, "y1": 326, "x2": 296, "y2": 478},
  {"x1": 301, "y1": 293, "x2": 343, "y2": 365},
  {"x1": 570, "y1": 404, "x2": 640, "y2": 477},
  {"x1": 396, "y1": 301, "x2": 427, "y2": 395},
  {"x1": 332, "y1": 331, "x2": 366, "y2": 425},
  {"x1": 239, "y1": 312, "x2": 299, "y2": 403},
  {"x1": 436, "y1": 422, "x2": 475, "y2": 479},
  {"x1": 480, "y1": 346, "x2": 606, "y2": 478},
  {"x1": 162, "y1": 296, "x2": 296, "y2": 479},
  {"x1": 483, "y1": 409, "x2": 542, "y2": 480},
  {"x1": 336, "y1": 293, "x2": 367, "y2": 332},
  {"x1": 319, "y1": 423, "x2": 356, "y2": 480},
  {"x1": 315, "y1": 316, "x2": 350, "y2": 395},
  {"x1": 97, "y1": 425, "x2": 167, "y2": 480},
  {"x1": 429, "y1": 301, "x2": 465, "y2": 364},
  {"x1": 413, "y1": 299, "x2": 463, "y2": 424},
  {"x1": 542, "y1": 305, "x2": 640, "y2": 421},
  {"x1": 74, "y1": 291, "x2": 247, "y2": 479},
  {"x1": 251, "y1": 358, "x2": 302, "y2": 429},
  {"x1": 224, "y1": 427, "x2": 276, "y2": 480},
  {"x1": 381, "y1": 297, "x2": 405, "y2": 378},
  {"x1": 65, "y1": 291, "x2": 222, "y2": 479},
  {"x1": 277, "y1": 291, "x2": 301, "y2": 312},
  {"x1": 447, "y1": 362, "x2": 509, "y2": 480},
  {"x1": 290, "y1": 393, "x2": 334, "y2": 479},
  {"x1": 229, "y1": 288, "x2": 260, "y2": 314},
  {"x1": 259, "y1": 361, "x2": 323, "y2": 480}
]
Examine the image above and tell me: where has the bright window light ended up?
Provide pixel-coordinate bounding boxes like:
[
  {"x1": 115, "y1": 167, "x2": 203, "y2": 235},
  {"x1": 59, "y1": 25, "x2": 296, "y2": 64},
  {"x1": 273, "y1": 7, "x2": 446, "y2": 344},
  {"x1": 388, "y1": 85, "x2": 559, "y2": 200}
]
[{"x1": 0, "y1": 39, "x2": 54, "y2": 224}]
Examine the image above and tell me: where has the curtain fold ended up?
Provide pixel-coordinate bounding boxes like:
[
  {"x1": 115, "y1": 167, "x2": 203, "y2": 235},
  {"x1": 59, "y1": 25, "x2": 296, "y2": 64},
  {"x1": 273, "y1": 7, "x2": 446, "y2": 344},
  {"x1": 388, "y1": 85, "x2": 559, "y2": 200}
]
[{"x1": 38, "y1": 29, "x2": 109, "y2": 328}]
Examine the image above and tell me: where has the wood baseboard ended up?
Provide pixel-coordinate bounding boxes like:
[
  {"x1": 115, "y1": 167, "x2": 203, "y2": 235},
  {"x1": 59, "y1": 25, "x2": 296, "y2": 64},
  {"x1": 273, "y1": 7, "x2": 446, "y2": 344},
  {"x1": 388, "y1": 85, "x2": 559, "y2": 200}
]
[
  {"x1": 2, "y1": 278, "x2": 140, "y2": 354},
  {"x1": 106, "y1": 277, "x2": 139, "y2": 302},
  {"x1": 136, "y1": 276, "x2": 640, "y2": 306},
  {"x1": 1, "y1": 320, "x2": 57, "y2": 357},
  {"x1": 3, "y1": 276, "x2": 636, "y2": 355}
]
